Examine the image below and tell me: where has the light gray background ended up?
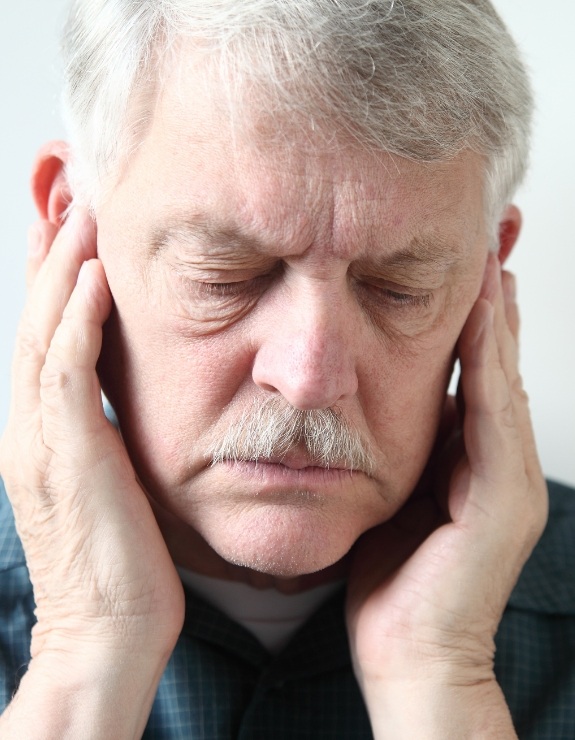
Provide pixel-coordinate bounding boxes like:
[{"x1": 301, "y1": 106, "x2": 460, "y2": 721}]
[{"x1": 1, "y1": 1, "x2": 573, "y2": 486}]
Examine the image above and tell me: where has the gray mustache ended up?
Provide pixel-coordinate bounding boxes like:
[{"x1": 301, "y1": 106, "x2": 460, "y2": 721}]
[{"x1": 208, "y1": 397, "x2": 375, "y2": 475}]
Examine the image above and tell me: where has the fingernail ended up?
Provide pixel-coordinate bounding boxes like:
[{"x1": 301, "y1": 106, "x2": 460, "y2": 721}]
[{"x1": 27, "y1": 223, "x2": 43, "y2": 256}]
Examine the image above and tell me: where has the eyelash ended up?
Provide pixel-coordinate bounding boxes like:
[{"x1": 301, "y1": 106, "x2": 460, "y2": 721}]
[
  {"x1": 350, "y1": 272, "x2": 432, "y2": 312},
  {"x1": 193, "y1": 276, "x2": 268, "y2": 299},
  {"x1": 372, "y1": 287, "x2": 431, "y2": 308},
  {"x1": 189, "y1": 272, "x2": 432, "y2": 311}
]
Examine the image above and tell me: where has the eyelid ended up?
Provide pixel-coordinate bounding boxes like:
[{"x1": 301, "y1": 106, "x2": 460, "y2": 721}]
[
  {"x1": 179, "y1": 263, "x2": 283, "y2": 301},
  {"x1": 353, "y1": 275, "x2": 434, "y2": 309},
  {"x1": 354, "y1": 273, "x2": 434, "y2": 293},
  {"x1": 174, "y1": 266, "x2": 268, "y2": 283},
  {"x1": 173, "y1": 256, "x2": 281, "y2": 279},
  {"x1": 383, "y1": 289, "x2": 432, "y2": 308},
  {"x1": 354, "y1": 267, "x2": 442, "y2": 287},
  {"x1": 200, "y1": 274, "x2": 266, "y2": 290}
]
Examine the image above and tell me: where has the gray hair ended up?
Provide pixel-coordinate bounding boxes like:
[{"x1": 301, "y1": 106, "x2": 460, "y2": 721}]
[
  {"x1": 61, "y1": 0, "x2": 533, "y2": 232},
  {"x1": 208, "y1": 396, "x2": 376, "y2": 475}
]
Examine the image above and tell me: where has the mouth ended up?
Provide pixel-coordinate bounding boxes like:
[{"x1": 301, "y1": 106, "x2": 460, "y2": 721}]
[
  {"x1": 213, "y1": 454, "x2": 361, "y2": 492},
  {"x1": 211, "y1": 443, "x2": 366, "y2": 472},
  {"x1": 247, "y1": 450, "x2": 353, "y2": 471}
]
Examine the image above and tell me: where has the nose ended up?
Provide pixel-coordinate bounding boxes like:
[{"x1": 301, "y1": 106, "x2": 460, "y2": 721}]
[{"x1": 251, "y1": 284, "x2": 359, "y2": 410}]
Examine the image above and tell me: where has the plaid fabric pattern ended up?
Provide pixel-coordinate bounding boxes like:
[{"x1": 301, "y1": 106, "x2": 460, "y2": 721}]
[{"x1": 1, "y1": 479, "x2": 574, "y2": 739}]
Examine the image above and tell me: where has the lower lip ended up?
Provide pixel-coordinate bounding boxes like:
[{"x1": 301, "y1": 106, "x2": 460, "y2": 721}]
[{"x1": 219, "y1": 460, "x2": 358, "y2": 488}]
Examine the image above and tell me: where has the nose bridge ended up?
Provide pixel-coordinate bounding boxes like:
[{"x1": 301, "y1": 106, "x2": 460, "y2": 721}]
[
  {"x1": 295, "y1": 287, "x2": 343, "y2": 372},
  {"x1": 252, "y1": 278, "x2": 359, "y2": 410}
]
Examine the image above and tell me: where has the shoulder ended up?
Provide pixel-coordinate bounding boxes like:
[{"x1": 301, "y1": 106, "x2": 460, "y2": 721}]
[
  {"x1": 0, "y1": 475, "x2": 35, "y2": 612},
  {"x1": 496, "y1": 480, "x2": 575, "y2": 738},
  {"x1": 0, "y1": 477, "x2": 27, "y2": 573},
  {"x1": 0, "y1": 479, "x2": 36, "y2": 711}
]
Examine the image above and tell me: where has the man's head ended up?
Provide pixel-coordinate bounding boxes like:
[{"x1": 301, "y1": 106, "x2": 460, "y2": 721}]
[
  {"x1": 60, "y1": 0, "x2": 532, "y2": 232},
  {"x1": 34, "y1": 0, "x2": 532, "y2": 580}
]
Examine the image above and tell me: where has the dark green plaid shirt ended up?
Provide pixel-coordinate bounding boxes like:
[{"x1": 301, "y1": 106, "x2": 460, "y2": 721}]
[{"x1": 1, "y1": 479, "x2": 574, "y2": 738}]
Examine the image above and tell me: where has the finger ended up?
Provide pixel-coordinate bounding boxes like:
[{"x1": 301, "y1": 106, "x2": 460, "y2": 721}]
[
  {"x1": 12, "y1": 209, "x2": 97, "y2": 420},
  {"x1": 40, "y1": 258, "x2": 113, "y2": 450},
  {"x1": 458, "y1": 297, "x2": 523, "y2": 485},
  {"x1": 487, "y1": 259, "x2": 519, "y2": 373},
  {"x1": 501, "y1": 270, "x2": 519, "y2": 343},
  {"x1": 483, "y1": 256, "x2": 542, "y2": 485},
  {"x1": 458, "y1": 292, "x2": 546, "y2": 545},
  {"x1": 479, "y1": 257, "x2": 521, "y2": 424},
  {"x1": 456, "y1": 297, "x2": 538, "y2": 559},
  {"x1": 26, "y1": 220, "x2": 59, "y2": 292}
]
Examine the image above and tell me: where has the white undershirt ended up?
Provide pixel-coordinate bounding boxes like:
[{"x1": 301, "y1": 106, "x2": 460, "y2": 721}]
[{"x1": 178, "y1": 568, "x2": 343, "y2": 654}]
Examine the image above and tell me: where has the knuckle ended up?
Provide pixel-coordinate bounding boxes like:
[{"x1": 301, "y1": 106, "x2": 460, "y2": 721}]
[
  {"x1": 15, "y1": 320, "x2": 48, "y2": 366},
  {"x1": 40, "y1": 361, "x2": 73, "y2": 400},
  {"x1": 0, "y1": 432, "x2": 54, "y2": 509},
  {"x1": 41, "y1": 324, "x2": 87, "y2": 393},
  {"x1": 515, "y1": 478, "x2": 549, "y2": 553},
  {"x1": 496, "y1": 396, "x2": 516, "y2": 430},
  {"x1": 511, "y1": 374, "x2": 529, "y2": 404},
  {"x1": 522, "y1": 506, "x2": 547, "y2": 554}
]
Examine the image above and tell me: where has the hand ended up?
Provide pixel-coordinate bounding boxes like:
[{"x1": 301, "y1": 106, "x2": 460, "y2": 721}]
[
  {"x1": 346, "y1": 254, "x2": 548, "y2": 738},
  {"x1": 0, "y1": 212, "x2": 185, "y2": 737}
]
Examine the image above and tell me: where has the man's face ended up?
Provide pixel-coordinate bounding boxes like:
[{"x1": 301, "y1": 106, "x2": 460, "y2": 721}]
[{"x1": 95, "y1": 66, "x2": 490, "y2": 578}]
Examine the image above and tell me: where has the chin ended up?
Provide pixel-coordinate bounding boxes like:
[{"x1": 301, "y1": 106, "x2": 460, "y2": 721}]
[{"x1": 200, "y1": 503, "x2": 363, "y2": 578}]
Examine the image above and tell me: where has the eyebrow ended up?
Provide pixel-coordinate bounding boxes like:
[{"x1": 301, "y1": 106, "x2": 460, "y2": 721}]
[
  {"x1": 151, "y1": 215, "x2": 465, "y2": 272},
  {"x1": 361, "y1": 236, "x2": 463, "y2": 275},
  {"x1": 151, "y1": 217, "x2": 268, "y2": 257}
]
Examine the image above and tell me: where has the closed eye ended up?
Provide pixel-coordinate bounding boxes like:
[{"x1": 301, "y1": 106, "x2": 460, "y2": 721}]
[
  {"x1": 185, "y1": 264, "x2": 283, "y2": 301},
  {"x1": 377, "y1": 288, "x2": 431, "y2": 308},
  {"x1": 194, "y1": 279, "x2": 261, "y2": 297},
  {"x1": 356, "y1": 279, "x2": 433, "y2": 310}
]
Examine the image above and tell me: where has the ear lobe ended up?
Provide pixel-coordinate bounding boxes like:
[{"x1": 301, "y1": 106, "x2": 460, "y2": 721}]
[
  {"x1": 497, "y1": 204, "x2": 522, "y2": 265},
  {"x1": 31, "y1": 141, "x2": 72, "y2": 225}
]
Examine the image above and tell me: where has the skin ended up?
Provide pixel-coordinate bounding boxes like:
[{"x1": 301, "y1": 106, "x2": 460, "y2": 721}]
[
  {"x1": 0, "y1": 66, "x2": 548, "y2": 738},
  {"x1": 94, "y1": 74, "x2": 495, "y2": 583}
]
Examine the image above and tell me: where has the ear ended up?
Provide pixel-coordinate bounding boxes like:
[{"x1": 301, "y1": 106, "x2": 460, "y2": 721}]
[
  {"x1": 31, "y1": 141, "x2": 72, "y2": 226},
  {"x1": 497, "y1": 204, "x2": 522, "y2": 265}
]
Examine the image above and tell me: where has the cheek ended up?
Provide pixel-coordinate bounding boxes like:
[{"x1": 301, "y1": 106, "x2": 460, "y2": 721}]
[
  {"x1": 366, "y1": 265, "x2": 485, "y2": 490},
  {"x1": 99, "y1": 283, "x2": 256, "y2": 487},
  {"x1": 97, "y1": 235, "x2": 260, "y2": 482},
  {"x1": 360, "y1": 323, "x2": 459, "y2": 492}
]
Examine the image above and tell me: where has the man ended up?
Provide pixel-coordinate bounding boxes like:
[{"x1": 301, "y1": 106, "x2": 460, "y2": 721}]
[{"x1": 0, "y1": 0, "x2": 573, "y2": 737}]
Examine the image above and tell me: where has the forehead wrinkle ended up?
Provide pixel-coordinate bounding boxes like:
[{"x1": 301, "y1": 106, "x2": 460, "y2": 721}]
[
  {"x1": 150, "y1": 205, "x2": 320, "y2": 261},
  {"x1": 150, "y1": 213, "x2": 468, "y2": 280}
]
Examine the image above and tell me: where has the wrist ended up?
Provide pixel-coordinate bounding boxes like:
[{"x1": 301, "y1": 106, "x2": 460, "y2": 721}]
[
  {"x1": 0, "y1": 637, "x2": 174, "y2": 739},
  {"x1": 360, "y1": 673, "x2": 517, "y2": 740}
]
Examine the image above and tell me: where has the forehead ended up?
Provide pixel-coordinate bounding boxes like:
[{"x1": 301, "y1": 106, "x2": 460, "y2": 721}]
[{"x1": 111, "y1": 59, "x2": 487, "y2": 262}]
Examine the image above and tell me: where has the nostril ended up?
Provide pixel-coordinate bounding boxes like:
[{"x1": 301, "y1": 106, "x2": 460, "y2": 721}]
[{"x1": 257, "y1": 381, "x2": 279, "y2": 394}]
